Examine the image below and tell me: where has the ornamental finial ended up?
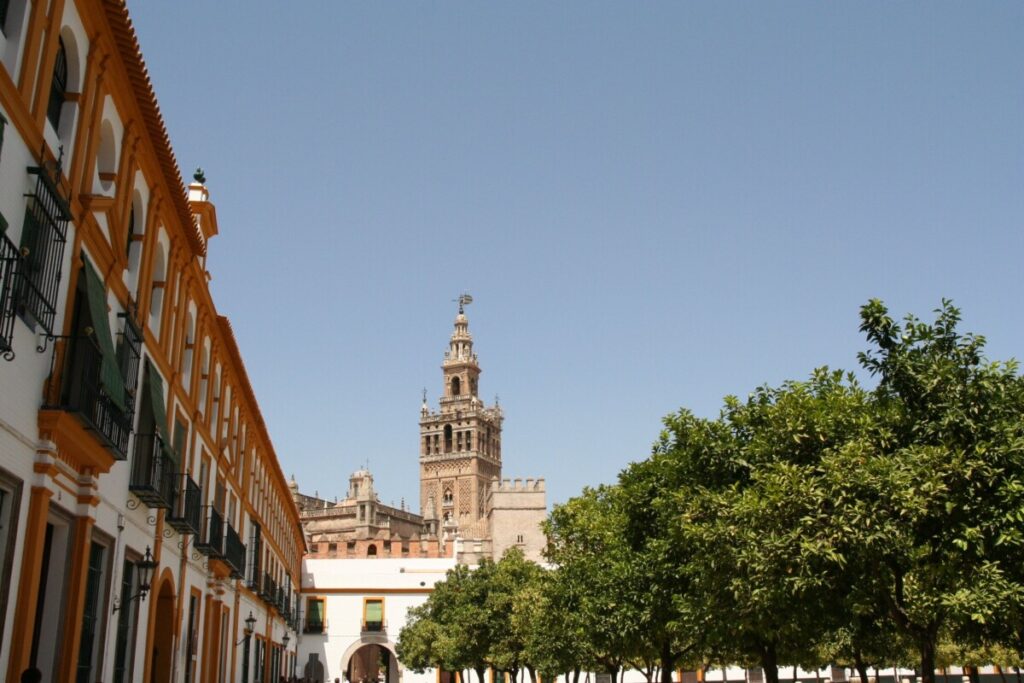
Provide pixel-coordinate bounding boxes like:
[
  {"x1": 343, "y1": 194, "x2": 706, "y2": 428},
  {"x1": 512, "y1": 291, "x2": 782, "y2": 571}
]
[{"x1": 454, "y1": 293, "x2": 473, "y2": 314}]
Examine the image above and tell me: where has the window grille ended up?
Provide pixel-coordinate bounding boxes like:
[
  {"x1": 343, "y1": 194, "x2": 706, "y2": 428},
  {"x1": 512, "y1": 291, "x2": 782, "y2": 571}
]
[
  {"x1": 18, "y1": 164, "x2": 70, "y2": 335},
  {"x1": 1, "y1": 224, "x2": 17, "y2": 360}
]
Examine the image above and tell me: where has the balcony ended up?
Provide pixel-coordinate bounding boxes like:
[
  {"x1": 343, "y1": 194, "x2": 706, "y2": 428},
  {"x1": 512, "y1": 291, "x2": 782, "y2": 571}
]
[
  {"x1": 1, "y1": 230, "x2": 18, "y2": 361},
  {"x1": 303, "y1": 619, "x2": 326, "y2": 635},
  {"x1": 224, "y1": 523, "x2": 246, "y2": 578},
  {"x1": 362, "y1": 620, "x2": 386, "y2": 633},
  {"x1": 166, "y1": 475, "x2": 202, "y2": 535},
  {"x1": 194, "y1": 507, "x2": 225, "y2": 558},
  {"x1": 260, "y1": 571, "x2": 277, "y2": 604},
  {"x1": 44, "y1": 335, "x2": 132, "y2": 459},
  {"x1": 129, "y1": 433, "x2": 177, "y2": 509}
]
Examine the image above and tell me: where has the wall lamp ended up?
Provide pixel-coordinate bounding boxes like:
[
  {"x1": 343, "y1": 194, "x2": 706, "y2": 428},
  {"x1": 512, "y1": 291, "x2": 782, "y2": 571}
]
[
  {"x1": 236, "y1": 611, "x2": 257, "y2": 645},
  {"x1": 113, "y1": 547, "x2": 157, "y2": 613}
]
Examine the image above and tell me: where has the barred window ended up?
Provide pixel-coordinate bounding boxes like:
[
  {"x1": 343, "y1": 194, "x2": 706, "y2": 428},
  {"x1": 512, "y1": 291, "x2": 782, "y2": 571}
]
[
  {"x1": 18, "y1": 166, "x2": 70, "y2": 335},
  {"x1": 47, "y1": 38, "x2": 68, "y2": 130}
]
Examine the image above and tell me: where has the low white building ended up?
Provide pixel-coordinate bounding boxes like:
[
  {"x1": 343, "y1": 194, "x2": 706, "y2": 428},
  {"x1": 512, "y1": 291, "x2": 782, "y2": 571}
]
[{"x1": 299, "y1": 557, "x2": 458, "y2": 683}]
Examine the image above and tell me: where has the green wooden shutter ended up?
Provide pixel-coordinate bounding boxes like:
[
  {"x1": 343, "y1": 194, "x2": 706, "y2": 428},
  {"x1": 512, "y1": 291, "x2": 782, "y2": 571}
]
[
  {"x1": 82, "y1": 261, "x2": 126, "y2": 411},
  {"x1": 307, "y1": 598, "x2": 323, "y2": 628},
  {"x1": 364, "y1": 600, "x2": 382, "y2": 623},
  {"x1": 145, "y1": 364, "x2": 176, "y2": 466}
]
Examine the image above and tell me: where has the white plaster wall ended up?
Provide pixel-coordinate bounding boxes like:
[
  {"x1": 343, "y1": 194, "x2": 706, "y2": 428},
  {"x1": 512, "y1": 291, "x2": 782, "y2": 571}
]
[{"x1": 300, "y1": 557, "x2": 457, "y2": 683}]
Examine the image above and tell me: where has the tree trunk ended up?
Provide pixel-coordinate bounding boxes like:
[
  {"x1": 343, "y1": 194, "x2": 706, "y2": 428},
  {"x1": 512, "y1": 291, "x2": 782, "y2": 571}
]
[
  {"x1": 660, "y1": 641, "x2": 676, "y2": 683},
  {"x1": 996, "y1": 666, "x2": 1008, "y2": 683},
  {"x1": 611, "y1": 668, "x2": 619, "y2": 683},
  {"x1": 919, "y1": 638, "x2": 937, "y2": 683},
  {"x1": 573, "y1": 668, "x2": 581, "y2": 683},
  {"x1": 965, "y1": 667, "x2": 980, "y2": 683},
  {"x1": 528, "y1": 667, "x2": 537, "y2": 683},
  {"x1": 477, "y1": 667, "x2": 488, "y2": 683},
  {"x1": 854, "y1": 651, "x2": 869, "y2": 683},
  {"x1": 793, "y1": 666, "x2": 799, "y2": 683},
  {"x1": 761, "y1": 643, "x2": 780, "y2": 683}
]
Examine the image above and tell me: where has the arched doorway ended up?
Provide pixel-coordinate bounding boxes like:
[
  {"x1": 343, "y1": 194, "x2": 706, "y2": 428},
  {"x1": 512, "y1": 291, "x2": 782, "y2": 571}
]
[
  {"x1": 342, "y1": 641, "x2": 401, "y2": 683},
  {"x1": 150, "y1": 578, "x2": 176, "y2": 683}
]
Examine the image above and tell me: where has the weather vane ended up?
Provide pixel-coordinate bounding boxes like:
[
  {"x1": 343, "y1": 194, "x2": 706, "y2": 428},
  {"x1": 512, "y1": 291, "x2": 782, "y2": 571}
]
[{"x1": 454, "y1": 293, "x2": 473, "y2": 313}]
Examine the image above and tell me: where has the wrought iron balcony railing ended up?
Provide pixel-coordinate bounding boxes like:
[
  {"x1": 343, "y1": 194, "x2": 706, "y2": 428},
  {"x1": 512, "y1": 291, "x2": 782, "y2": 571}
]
[
  {"x1": 303, "y1": 619, "x2": 326, "y2": 635},
  {"x1": 362, "y1": 620, "x2": 385, "y2": 633},
  {"x1": 260, "y1": 571, "x2": 277, "y2": 604},
  {"x1": 224, "y1": 522, "x2": 246, "y2": 578},
  {"x1": 194, "y1": 506, "x2": 225, "y2": 558},
  {"x1": 45, "y1": 334, "x2": 132, "y2": 458},
  {"x1": 166, "y1": 475, "x2": 202, "y2": 535},
  {"x1": 129, "y1": 433, "x2": 177, "y2": 509},
  {"x1": 0, "y1": 229, "x2": 18, "y2": 361}
]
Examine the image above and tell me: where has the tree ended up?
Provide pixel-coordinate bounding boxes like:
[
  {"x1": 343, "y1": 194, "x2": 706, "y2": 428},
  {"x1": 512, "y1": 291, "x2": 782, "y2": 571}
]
[
  {"x1": 544, "y1": 486, "x2": 645, "y2": 682},
  {"x1": 825, "y1": 300, "x2": 1024, "y2": 683},
  {"x1": 669, "y1": 370, "x2": 873, "y2": 683}
]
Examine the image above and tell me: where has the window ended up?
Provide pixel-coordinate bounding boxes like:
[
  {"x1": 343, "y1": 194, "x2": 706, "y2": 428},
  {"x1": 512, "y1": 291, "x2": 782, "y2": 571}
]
[
  {"x1": 442, "y1": 489, "x2": 453, "y2": 506},
  {"x1": 112, "y1": 557, "x2": 140, "y2": 683},
  {"x1": 0, "y1": 0, "x2": 9, "y2": 35},
  {"x1": 17, "y1": 165, "x2": 70, "y2": 334},
  {"x1": 363, "y1": 598, "x2": 383, "y2": 631},
  {"x1": 304, "y1": 597, "x2": 324, "y2": 634},
  {"x1": 367, "y1": 543, "x2": 377, "y2": 557},
  {"x1": 327, "y1": 542, "x2": 336, "y2": 556},
  {"x1": 75, "y1": 541, "x2": 109, "y2": 683},
  {"x1": 444, "y1": 424, "x2": 452, "y2": 452},
  {"x1": 1, "y1": 212, "x2": 17, "y2": 358},
  {"x1": 0, "y1": 471, "x2": 23, "y2": 639},
  {"x1": 451, "y1": 376, "x2": 461, "y2": 396},
  {"x1": 47, "y1": 38, "x2": 68, "y2": 130},
  {"x1": 125, "y1": 207, "x2": 134, "y2": 258}
]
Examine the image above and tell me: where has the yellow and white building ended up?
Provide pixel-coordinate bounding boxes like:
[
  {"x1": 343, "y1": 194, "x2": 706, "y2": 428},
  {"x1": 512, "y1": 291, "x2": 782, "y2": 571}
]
[{"x1": 0, "y1": 1, "x2": 304, "y2": 682}]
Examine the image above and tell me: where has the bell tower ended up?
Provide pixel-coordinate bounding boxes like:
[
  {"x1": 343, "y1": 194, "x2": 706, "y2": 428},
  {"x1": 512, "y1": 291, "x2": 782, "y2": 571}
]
[{"x1": 419, "y1": 295, "x2": 503, "y2": 536}]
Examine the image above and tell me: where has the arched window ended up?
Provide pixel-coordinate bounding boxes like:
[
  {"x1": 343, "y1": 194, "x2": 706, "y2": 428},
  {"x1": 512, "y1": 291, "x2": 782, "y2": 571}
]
[
  {"x1": 443, "y1": 489, "x2": 453, "y2": 506},
  {"x1": 47, "y1": 38, "x2": 67, "y2": 129},
  {"x1": 443, "y1": 424, "x2": 452, "y2": 453},
  {"x1": 125, "y1": 207, "x2": 135, "y2": 258},
  {"x1": 451, "y1": 376, "x2": 461, "y2": 396},
  {"x1": 367, "y1": 544, "x2": 377, "y2": 557}
]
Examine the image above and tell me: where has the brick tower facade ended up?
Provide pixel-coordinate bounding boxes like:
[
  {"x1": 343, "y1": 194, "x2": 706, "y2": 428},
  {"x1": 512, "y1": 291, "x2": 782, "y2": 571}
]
[{"x1": 419, "y1": 297, "x2": 503, "y2": 537}]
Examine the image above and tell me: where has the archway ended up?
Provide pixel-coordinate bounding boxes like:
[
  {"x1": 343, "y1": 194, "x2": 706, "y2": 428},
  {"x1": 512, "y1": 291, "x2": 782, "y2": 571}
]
[
  {"x1": 341, "y1": 640, "x2": 402, "y2": 683},
  {"x1": 150, "y1": 576, "x2": 176, "y2": 683}
]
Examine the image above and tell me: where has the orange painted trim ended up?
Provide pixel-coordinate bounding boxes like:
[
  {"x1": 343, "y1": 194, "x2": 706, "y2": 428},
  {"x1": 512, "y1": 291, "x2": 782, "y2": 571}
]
[
  {"x1": 142, "y1": 567, "x2": 175, "y2": 683},
  {"x1": 56, "y1": 515, "x2": 96, "y2": 683},
  {"x1": 29, "y1": 0, "x2": 66, "y2": 131},
  {"x1": 16, "y1": 0, "x2": 49, "y2": 100},
  {"x1": 38, "y1": 409, "x2": 119, "y2": 474},
  {"x1": 4, "y1": 487, "x2": 53, "y2": 682},
  {"x1": 300, "y1": 587, "x2": 434, "y2": 595}
]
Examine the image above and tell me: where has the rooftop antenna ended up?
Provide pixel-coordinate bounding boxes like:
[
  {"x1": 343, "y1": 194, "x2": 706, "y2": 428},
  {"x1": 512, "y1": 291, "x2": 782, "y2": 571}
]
[
  {"x1": 422, "y1": 388, "x2": 427, "y2": 403},
  {"x1": 454, "y1": 293, "x2": 473, "y2": 314}
]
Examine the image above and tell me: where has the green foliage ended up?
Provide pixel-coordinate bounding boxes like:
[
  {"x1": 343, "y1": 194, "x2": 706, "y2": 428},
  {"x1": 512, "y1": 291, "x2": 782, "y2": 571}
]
[{"x1": 400, "y1": 300, "x2": 1024, "y2": 682}]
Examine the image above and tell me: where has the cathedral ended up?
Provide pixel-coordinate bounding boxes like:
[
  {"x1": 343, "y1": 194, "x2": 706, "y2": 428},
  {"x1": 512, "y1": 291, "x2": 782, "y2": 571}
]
[{"x1": 292, "y1": 299, "x2": 548, "y2": 564}]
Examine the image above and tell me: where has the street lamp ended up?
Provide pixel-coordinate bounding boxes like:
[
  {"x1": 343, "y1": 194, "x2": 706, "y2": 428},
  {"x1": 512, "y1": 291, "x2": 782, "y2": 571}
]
[
  {"x1": 236, "y1": 611, "x2": 257, "y2": 645},
  {"x1": 112, "y1": 547, "x2": 157, "y2": 612},
  {"x1": 240, "y1": 611, "x2": 257, "y2": 683},
  {"x1": 282, "y1": 632, "x2": 290, "y2": 647}
]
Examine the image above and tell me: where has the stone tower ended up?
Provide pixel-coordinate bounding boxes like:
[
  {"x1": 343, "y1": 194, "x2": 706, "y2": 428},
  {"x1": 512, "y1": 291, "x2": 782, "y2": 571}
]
[{"x1": 419, "y1": 298, "x2": 503, "y2": 537}]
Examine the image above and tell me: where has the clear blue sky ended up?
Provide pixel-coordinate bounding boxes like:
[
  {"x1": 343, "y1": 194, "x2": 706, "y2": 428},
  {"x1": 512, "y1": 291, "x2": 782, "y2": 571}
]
[{"x1": 130, "y1": 2, "x2": 1024, "y2": 509}]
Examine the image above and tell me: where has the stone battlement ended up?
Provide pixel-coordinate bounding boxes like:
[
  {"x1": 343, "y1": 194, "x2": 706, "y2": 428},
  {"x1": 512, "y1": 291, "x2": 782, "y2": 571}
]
[{"x1": 491, "y1": 477, "x2": 545, "y2": 492}]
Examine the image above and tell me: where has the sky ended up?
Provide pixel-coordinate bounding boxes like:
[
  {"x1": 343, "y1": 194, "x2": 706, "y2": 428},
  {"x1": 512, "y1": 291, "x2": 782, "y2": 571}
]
[{"x1": 129, "y1": 2, "x2": 1024, "y2": 509}]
